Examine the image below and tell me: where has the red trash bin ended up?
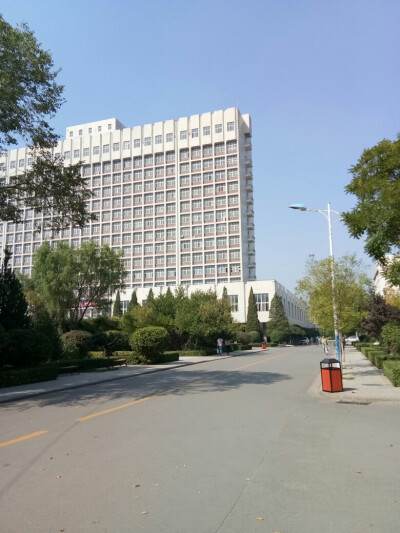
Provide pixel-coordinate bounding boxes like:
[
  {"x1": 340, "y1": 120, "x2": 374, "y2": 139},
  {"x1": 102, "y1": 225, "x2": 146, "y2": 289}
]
[
  {"x1": 320, "y1": 358, "x2": 343, "y2": 392},
  {"x1": 262, "y1": 343, "x2": 267, "y2": 350}
]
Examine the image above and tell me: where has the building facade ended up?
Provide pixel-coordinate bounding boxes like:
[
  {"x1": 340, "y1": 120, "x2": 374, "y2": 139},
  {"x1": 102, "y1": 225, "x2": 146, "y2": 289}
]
[{"x1": 0, "y1": 108, "x2": 255, "y2": 287}]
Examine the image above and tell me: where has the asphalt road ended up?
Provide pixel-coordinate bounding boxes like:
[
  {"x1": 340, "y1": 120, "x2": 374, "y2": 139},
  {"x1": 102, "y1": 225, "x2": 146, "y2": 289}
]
[{"x1": 1, "y1": 346, "x2": 400, "y2": 533}]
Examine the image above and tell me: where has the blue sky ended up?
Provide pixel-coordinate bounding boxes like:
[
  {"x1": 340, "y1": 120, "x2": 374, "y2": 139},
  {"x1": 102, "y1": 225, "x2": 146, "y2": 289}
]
[{"x1": 2, "y1": 0, "x2": 400, "y2": 291}]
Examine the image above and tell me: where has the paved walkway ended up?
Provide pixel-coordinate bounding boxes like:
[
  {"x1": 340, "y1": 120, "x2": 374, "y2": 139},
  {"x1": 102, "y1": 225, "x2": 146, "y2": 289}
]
[
  {"x1": 1, "y1": 347, "x2": 399, "y2": 405},
  {"x1": 310, "y1": 345, "x2": 400, "y2": 403}
]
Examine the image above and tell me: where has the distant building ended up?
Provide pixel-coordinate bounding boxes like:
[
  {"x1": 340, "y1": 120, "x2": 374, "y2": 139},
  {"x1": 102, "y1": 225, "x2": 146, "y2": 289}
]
[
  {"x1": 0, "y1": 107, "x2": 312, "y2": 328},
  {"x1": 373, "y1": 254, "x2": 400, "y2": 296}
]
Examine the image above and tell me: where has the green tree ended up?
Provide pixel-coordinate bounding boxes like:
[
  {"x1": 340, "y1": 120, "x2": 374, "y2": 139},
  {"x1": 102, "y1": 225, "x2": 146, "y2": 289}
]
[
  {"x1": 146, "y1": 288, "x2": 155, "y2": 306},
  {"x1": 0, "y1": 249, "x2": 30, "y2": 331},
  {"x1": 267, "y1": 295, "x2": 290, "y2": 337},
  {"x1": 342, "y1": 135, "x2": 400, "y2": 286},
  {"x1": 246, "y1": 287, "x2": 260, "y2": 333},
  {"x1": 127, "y1": 290, "x2": 138, "y2": 312},
  {"x1": 0, "y1": 16, "x2": 94, "y2": 228},
  {"x1": 130, "y1": 326, "x2": 169, "y2": 363},
  {"x1": 28, "y1": 241, "x2": 125, "y2": 326},
  {"x1": 361, "y1": 292, "x2": 400, "y2": 339},
  {"x1": 175, "y1": 290, "x2": 236, "y2": 348},
  {"x1": 112, "y1": 290, "x2": 122, "y2": 317},
  {"x1": 296, "y1": 254, "x2": 370, "y2": 336}
]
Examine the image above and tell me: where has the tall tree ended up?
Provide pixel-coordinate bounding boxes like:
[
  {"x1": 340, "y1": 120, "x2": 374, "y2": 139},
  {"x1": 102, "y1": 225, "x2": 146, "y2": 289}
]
[
  {"x1": 296, "y1": 254, "x2": 370, "y2": 335},
  {"x1": 342, "y1": 135, "x2": 400, "y2": 286},
  {"x1": 127, "y1": 290, "x2": 138, "y2": 312},
  {"x1": 146, "y1": 288, "x2": 155, "y2": 306},
  {"x1": 28, "y1": 241, "x2": 125, "y2": 326},
  {"x1": 246, "y1": 287, "x2": 260, "y2": 332},
  {"x1": 0, "y1": 248, "x2": 30, "y2": 331},
  {"x1": 112, "y1": 290, "x2": 122, "y2": 317},
  {"x1": 0, "y1": 15, "x2": 93, "y2": 228},
  {"x1": 267, "y1": 295, "x2": 290, "y2": 335}
]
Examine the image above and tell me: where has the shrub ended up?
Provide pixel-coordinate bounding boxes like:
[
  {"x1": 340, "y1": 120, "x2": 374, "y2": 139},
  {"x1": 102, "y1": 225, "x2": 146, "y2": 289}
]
[
  {"x1": 236, "y1": 331, "x2": 251, "y2": 344},
  {"x1": 130, "y1": 326, "x2": 169, "y2": 363},
  {"x1": 270, "y1": 330, "x2": 285, "y2": 343},
  {"x1": 248, "y1": 330, "x2": 260, "y2": 342},
  {"x1": 381, "y1": 323, "x2": 400, "y2": 356},
  {"x1": 105, "y1": 330, "x2": 130, "y2": 351},
  {"x1": 383, "y1": 360, "x2": 400, "y2": 386},
  {"x1": 179, "y1": 349, "x2": 217, "y2": 357},
  {"x1": 48, "y1": 358, "x2": 109, "y2": 372},
  {"x1": 61, "y1": 330, "x2": 92, "y2": 359},
  {"x1": 239, "y1": 344, "x2": 252, "y2": 350},
  {"x1": 158, "y1": 351, "x2": 179, "y2": 363},
  {"x1": 0, "y1": 366, "x2": 58, "y2": 388},
  {"x1": 373, "y1": 352, "x2": 398, "y2": 369},
  {"x1": 7, "y1": 328, "x2": 53, "y2": 367}
]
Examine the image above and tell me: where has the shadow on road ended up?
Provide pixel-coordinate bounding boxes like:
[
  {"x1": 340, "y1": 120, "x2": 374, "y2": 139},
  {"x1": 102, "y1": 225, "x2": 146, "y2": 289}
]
[{"x1": 5, "y1": 366, "x2": 292, "y2": 411}]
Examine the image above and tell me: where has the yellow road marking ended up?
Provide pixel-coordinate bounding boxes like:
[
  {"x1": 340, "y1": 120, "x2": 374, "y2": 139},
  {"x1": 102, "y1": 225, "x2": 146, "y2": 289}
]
[
  {"x1": 77, "y1": 351, "x2": 287, "y2": 422},
  {"x1": 77, "y1": 396, "x2": 152, "y2": 421},
  {"x1": 0, "y1": 430, "x2": 48, "y2": 448}
]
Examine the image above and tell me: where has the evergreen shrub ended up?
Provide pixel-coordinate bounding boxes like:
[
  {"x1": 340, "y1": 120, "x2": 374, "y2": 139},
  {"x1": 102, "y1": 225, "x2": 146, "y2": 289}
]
[
  {"x1": 383, "y1": 360, "x2": 400, "y2": 386},
  {"x1": 130, "y1": 326, "x2": 169, "y2": 363},
  {"x1": 0, "y1": 366, "x2": 58, "y2": 388},
  {"x1": 61, "y1": 330, "x2": 92, "y2": 359}
]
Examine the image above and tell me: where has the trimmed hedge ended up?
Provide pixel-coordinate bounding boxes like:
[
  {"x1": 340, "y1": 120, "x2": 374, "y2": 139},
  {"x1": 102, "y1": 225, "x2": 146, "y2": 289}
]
[
  {"x1": 179, "y1": 349, "x2": 217, "y2": 357},
  {"x1": 383, "y1": 360, "x2": 400, "y2": 387},
  {"x1": 239, "y1": 344, "x2": 252, "y2": 350},
  {"x1": 158, "y1": 351, "x2": 179, "y2": 363},
  {"x1": 48, "y1": 358, "x2": 110, "y2": 372},
  {"x1": 0, "y1": 366, "x2": 59, "y2": 388}
]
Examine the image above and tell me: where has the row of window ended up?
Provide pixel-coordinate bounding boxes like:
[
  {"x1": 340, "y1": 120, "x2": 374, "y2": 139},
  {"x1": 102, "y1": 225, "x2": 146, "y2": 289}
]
[
  {"x1": 7, "y1": 137, "x2": 240, "y2": 169},
  {"x1": 84, "y1": 170, "x2": 239, "y2": 186},
  {"x1": 88, "y1": 180, "x2": 239, "y2": 196}
]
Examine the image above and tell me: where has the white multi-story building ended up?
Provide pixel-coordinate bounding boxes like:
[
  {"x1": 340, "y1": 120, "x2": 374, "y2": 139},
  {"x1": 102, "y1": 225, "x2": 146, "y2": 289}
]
[
  {"x1": 0, "y1": 108, "x2": 255, "y2": 286},
  {"x1": 0, "y1": 107, "x2": 312, "y2": 329}
]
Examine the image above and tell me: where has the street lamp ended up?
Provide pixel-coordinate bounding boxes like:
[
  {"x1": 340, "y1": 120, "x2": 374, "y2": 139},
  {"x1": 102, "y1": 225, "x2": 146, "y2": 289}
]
[{"x1": 289, "y1": 202, "x2": 341, "y2": 361}]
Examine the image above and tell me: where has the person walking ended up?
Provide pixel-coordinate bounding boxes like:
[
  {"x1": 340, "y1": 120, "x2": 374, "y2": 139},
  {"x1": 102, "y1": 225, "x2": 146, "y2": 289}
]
[
  {"x1": 322, "y1": 336, "x2": 329, "y2": 355},
  {"x1": 217, "y1": 337, "x2": 224, "y2": 355},
  {"x1": 224, "y1": 339, "x2": 231, "y2": 354}
]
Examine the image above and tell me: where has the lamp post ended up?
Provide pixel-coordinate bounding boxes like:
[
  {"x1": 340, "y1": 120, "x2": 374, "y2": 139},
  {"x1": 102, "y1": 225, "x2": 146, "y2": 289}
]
[{"x1": 289, "y1": 202, "x2": 341, "y2": 361}]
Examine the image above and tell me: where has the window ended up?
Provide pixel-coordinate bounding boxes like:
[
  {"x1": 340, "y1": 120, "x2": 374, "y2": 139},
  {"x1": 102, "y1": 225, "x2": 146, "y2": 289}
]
[
  {"x1": 227, "y1": 140, "x2": 237, "y2": 152},
  {"x1": 74, "y1": 149, "x2": 80, "y2": 158},
  {"x1": 155, "y1": 135, "x2": 162, "y2": 144},
  {"x1": 227, "y1": 155, "x2": 238, "y2": 165},
  {"x1": 227, "y1": 121, "x2": 235, "y2": 131},
  {"x1": 191, "y1": 128, "x2": 199, "y2": 138},
  {"x1": 103, "y1": 144, "x2": 110, "y2": 153},
  {"x1": 79, "y1": 129, "x2": 83, "y2": 135},
  {"x1": 166, "y1": 132, "x2": 173, "y2": 143},
  {"x1": 180, "y1": 130, "x2": 187, "y2": 140},
  {"x1": 215, "y1": 124, "x2": 222, "y2": 134},
  {"x1": 98, "y1": 126, "x2": 102, "y2": 132},
  {"x1": 133, "y1": 139, "x2": 140, "y2": 148},
  {"x1": 144, "y1": 137, "x2": 151, "y2": 146},
  {"x1": 229, "y1": 295, "x2": 238, "y2": 312},
  {"x1": 113, "y1": 142, "x2": 120, "y2": 151},
  {"x1": 64, "y1": 151, "x2": 70, "y2": 160},
  {"x1": 19, "y1": 159, "x2": 25, "y2": 168},
  {"x1": 166, "y1": 151, "x2": 175, "y2": 162},
  {"x1": 82, "y1": 147, "x2": 89, "y2": 158},
  {"x1": 255, "y1": 293, "x2": 269, "y2": 312},
  {"x1": 203, "y1": 126, "x2": 210, "y2": 136},
  {"x1": 93, "y1": 146, "x2": 100, "y2": 155},
  {"x1": 108, "y1": 123, "x2": 112, "y2": 130}
]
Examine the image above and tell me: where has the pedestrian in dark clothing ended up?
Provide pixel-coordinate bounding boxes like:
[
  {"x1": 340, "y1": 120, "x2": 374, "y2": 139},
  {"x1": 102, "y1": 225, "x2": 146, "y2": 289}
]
[{"x1": 225, "y1": 339, "x2": 231, "y2": 354}]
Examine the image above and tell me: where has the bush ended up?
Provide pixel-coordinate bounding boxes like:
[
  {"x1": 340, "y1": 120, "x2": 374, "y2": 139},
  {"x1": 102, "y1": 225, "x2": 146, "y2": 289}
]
[
  {"x1": 239, "y1": 344, "x2": 252, "y2": 350},
  {"x1": 7, "y1": 328, "x2": 53, "y2": 367},
  {"x1": 270, "y1": 330, "x2": 285, "y2": 343},
  {"x1": 0, "y1": 366, "x2": 59, "y2": 388},
  {"x1": 105, "y1": 330, "x2": 130, "y2": 351},
  {"x1": 48, "y1": 358, "x2": 110, "y2": 372},
  {"x1": 383, "y1": 360, "x2": 400, "y2": 386},
  {"x1": 61, "y1": 330, "x2": 92, "y2": 359},
  {"x1": 158, "y1": 351, "x2": 179, "y2": 363},
  {"x1": 248, "y1": 330, "x2": 260, "y2": 342},
  {"x1": 179, "y1": 349, "x2": 217, "y2": 357},
  {"x1": 82, "y1": 315, "x2": 120, "y2": 333},
  {"x1": 236, "y1": 331, "x2": 251, "y2": 344},
  {"x1": 381, "y1": 323, "x2": 400, "y2": 356},
  {"x1": 130, "y1": 326, "x2": 169, "y2": 363}
]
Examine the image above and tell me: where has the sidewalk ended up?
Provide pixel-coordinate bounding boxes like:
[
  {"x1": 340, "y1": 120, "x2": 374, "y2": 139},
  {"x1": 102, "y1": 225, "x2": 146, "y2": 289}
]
[
  {"x1": 0, "y1": 353, "x2": 237, "y2": 404},
  {"x1": 310, "y1": 345, "x2": 400, "y2": 403}
]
